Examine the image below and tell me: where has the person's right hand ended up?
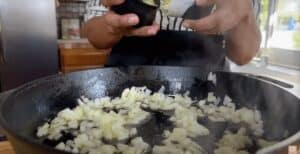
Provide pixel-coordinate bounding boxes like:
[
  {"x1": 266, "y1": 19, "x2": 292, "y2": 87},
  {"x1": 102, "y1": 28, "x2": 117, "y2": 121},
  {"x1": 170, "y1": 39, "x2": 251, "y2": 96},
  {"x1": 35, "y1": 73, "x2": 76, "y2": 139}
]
[
  {"x1": 85, "y1": 0, "x2": 160, "y2": 49},
  {"x1": 102, "y1": 0, "x2": 160, "y2": 37}
]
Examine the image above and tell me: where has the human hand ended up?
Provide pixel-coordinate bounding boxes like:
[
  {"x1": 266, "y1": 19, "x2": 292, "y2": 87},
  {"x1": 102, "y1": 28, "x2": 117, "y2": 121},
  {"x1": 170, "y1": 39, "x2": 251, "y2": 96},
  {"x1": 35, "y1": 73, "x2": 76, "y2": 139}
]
[
  {"x1": 183, "y1": 0, "x2": 261, "y2": 65},
  {"x1": 101, "y1": 0, "x2": 160, "y2": 37},
  {"x1": 183, "y1": 0, "x2": 253, "y2": 34}
]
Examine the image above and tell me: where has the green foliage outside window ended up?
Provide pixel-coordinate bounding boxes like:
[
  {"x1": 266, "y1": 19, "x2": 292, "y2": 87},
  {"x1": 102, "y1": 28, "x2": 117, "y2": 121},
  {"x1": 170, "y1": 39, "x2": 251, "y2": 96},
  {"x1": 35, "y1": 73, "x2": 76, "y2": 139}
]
[
  {"x1": 293, "y1": 32, "x2": 300, "y2": 48},
  {"x1": 260, "y1": 0, "x2": 270, "y2": 29}
]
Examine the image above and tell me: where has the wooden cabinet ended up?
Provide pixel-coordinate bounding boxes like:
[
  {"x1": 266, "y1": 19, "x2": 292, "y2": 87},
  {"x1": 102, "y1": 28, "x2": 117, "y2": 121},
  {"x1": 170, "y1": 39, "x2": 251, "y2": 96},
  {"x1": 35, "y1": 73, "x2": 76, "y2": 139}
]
[
  {"x1": 59, "y1": 40, "x2": 110, "y2": 73},
  {"x1": 0, "y1": 141, "x2": 14, "y2": 154}
]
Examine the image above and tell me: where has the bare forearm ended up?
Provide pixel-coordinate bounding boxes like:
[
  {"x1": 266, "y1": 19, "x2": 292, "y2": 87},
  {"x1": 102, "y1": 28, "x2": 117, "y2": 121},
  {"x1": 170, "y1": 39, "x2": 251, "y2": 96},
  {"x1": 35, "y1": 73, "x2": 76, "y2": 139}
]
[
  {"x1": 226, "y1": 13, "x2": 261, "y2": 65},
  {"x1": 85, "y1": 16, "x2": 122, "y2": 49}
]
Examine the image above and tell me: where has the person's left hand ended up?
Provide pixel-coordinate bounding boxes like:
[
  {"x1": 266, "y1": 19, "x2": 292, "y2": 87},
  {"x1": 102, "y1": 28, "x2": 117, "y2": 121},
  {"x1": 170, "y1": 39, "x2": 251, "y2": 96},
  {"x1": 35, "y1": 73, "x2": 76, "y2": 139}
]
[{"x1": 183, "y1": 0, "x2": 253, "y2": 34}]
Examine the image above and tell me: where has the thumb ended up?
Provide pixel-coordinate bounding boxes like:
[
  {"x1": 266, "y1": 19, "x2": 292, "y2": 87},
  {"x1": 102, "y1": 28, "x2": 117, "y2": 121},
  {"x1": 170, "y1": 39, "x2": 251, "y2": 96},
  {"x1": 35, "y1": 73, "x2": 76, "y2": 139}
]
[
  {"x1": 183, "y1": 14, "x2": 218, "y2": 32},
  {"x1": 195, "y1": 0, "x2": 215, "y2": 6}
]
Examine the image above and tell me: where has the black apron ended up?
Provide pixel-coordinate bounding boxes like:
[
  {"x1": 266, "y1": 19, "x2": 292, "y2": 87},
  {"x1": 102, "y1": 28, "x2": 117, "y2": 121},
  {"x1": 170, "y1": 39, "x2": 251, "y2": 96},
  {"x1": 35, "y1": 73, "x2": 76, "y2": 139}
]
[{"x1": 107, "y1": 6, "x2": 228, "y2": 72}]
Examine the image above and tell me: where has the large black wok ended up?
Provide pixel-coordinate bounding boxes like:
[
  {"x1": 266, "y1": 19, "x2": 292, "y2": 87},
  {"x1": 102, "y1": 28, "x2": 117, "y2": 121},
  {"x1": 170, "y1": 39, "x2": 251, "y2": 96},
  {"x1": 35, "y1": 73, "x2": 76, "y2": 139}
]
[{"x1": 0, "y1": 66, "x2": 300, "y2": 154}]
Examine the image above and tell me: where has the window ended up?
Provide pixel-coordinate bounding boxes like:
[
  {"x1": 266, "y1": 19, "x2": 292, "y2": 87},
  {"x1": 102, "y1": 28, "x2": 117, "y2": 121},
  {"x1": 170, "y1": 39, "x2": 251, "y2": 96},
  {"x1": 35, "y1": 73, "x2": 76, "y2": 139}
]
[{"x1": 258, "y1": 0, "x2": 300, "y2": 68}]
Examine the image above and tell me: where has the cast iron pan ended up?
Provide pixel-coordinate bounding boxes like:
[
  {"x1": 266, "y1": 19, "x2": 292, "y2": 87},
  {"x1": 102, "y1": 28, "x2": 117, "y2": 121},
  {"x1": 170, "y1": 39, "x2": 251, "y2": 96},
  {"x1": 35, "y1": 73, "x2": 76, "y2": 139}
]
[{"x1": 0, "y1": 66, "x2": 300, "y2": 154}]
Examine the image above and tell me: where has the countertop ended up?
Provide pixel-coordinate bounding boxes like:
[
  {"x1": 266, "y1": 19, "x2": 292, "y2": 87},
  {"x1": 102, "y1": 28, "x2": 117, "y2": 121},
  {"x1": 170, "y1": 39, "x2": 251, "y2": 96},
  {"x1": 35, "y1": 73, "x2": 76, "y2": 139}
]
[
  {"x1": 229, "y1": 61, "x2": 300, "y2": 99},
  {"x1": 58, "y1": 39, "x2": 94, "y2": 49},
  {"x1": 230, "y1": 61, "x2": 300, "y2": 86},
  {"x1": 0, "y1": 141, "x2": 14, "y2": 154}
]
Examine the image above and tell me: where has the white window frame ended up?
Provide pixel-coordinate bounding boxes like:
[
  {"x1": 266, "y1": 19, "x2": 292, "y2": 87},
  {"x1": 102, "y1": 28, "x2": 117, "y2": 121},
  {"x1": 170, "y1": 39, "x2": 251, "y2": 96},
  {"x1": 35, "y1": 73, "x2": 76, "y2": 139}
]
[{"x1": 259, "y1": 0, "x2": 300, "y2": 69}]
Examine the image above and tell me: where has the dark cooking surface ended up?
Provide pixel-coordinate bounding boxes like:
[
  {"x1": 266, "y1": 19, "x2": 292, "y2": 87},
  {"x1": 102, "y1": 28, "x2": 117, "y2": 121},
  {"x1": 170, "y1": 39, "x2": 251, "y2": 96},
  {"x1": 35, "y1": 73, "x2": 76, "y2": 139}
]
[{"x1": 0, "y1": 66, "x2": 300, "y2": 154}]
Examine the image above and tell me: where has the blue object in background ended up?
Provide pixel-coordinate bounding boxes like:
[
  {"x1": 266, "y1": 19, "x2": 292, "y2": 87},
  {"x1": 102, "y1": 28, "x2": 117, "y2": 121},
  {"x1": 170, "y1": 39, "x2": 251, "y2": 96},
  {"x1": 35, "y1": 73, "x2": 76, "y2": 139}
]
[{"x1": 288, "y1": 17, "x2": 295, "y2": 30}]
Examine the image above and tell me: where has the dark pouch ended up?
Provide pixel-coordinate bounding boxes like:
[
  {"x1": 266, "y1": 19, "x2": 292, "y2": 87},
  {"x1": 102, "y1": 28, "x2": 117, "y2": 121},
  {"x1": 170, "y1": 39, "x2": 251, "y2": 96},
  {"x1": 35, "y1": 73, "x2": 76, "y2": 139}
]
[{"x1": 111, "y1": 0, "x2": 158, "y2": 28}]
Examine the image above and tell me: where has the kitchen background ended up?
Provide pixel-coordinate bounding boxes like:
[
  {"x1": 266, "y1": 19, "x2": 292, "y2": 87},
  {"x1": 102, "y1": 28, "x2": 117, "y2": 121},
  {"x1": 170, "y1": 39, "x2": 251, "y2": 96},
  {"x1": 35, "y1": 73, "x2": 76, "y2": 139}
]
[
  {"x1": 0, "y1": 0, "x2": 299, "y2": 91},
  {"x1": 56, "y1": 0, "x2": 109, "y2": 73},
  {"x1": 56, "y1": 0, "x2": 300, "y2": 72}
]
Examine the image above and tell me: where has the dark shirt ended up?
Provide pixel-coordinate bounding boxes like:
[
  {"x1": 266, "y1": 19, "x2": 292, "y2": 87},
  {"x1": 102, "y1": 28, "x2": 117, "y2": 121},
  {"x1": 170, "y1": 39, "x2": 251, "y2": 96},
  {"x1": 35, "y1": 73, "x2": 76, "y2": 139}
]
[{"x1": 109, "y1": 5, "x2": 226, "y2": 71}]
